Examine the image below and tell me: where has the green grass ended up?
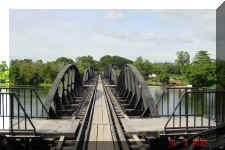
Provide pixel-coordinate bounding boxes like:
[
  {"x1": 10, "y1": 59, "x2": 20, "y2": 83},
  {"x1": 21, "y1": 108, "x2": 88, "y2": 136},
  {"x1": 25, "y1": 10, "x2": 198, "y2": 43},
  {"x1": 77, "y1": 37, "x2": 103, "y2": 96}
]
[
  {"x1": 209, "y1": 84, "x2": 216, "y2": 89},
  {"x1": 39, "y1": 83, "x2": 52, "y2": 88},
  {"x1": 146, "y1": 74, "x2": 190, "y2": 86},
  {"x1": 0, "y1": 83, "x2": 8, "y2": 86},
  {"x1": 146, "y1": 80, "x2": 163, "y2": 86}
]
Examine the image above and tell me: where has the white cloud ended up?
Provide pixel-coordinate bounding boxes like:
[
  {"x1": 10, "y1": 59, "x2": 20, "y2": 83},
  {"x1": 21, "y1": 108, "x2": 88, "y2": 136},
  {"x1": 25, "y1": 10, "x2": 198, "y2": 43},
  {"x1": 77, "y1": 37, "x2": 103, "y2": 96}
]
[
  {"x1": 9, "y1": 10, "x2": 216, "y2": 63},
  {"x1": 103, "y1": 11, "x2": 126, "y2": 20}
]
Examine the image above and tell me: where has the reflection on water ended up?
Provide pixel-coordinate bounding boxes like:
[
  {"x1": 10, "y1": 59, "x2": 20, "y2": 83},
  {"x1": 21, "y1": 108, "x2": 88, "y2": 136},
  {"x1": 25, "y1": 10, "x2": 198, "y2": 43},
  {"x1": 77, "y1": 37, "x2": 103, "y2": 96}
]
[
  {"x1": 148, "y1": 86, "x2": 180, "y2": 115},
  {"x1": 15, "y1": 88, "x2": 49, "y2": 118},
  {"x1": 148, "y1": 86, "x2": 216, "y2": 119},
  {"x1": 0, "y1": 89, "x2": 10, "y2": 129},
  {"x1": 0, "y1": 88, "x2": 49, "y2": 119},
  {"x1": 1, "y1": 86, "x2": 217, "y2": 121}
]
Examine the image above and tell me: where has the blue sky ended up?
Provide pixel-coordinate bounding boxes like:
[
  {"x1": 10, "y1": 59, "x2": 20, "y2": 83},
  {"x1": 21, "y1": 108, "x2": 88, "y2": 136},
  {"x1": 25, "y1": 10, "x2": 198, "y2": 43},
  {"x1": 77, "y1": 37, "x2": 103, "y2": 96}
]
[{"x1": 9, "y1": 10, "x2": 216, "y2": 62}]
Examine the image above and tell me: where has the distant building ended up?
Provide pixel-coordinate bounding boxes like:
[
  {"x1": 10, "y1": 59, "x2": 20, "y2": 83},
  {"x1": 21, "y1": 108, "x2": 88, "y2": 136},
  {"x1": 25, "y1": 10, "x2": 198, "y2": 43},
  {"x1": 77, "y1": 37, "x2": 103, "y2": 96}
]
[
  {"x1": 148, "y1": 74, "x2": 156, "y2": 79},
  {"x1": 168, "y1": 78, "x2": 181, "y2": 85}
]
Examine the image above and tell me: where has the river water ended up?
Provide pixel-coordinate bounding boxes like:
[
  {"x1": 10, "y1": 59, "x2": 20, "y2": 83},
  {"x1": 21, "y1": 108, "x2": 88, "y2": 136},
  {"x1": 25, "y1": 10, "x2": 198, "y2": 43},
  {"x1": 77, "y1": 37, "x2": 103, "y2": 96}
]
[
  {"x1": 148, "y1": 86, "x2": 216, "y2": 119},
  {"x1": 1, "y1": 87, "x2": 215, "y2": 121}
]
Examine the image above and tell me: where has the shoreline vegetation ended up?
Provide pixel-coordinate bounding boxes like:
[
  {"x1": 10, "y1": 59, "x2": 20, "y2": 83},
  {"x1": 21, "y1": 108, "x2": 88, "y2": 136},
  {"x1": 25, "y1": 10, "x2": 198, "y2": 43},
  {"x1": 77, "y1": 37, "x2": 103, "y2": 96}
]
[{"x1": 0, "y1": 50, "x2": 222, "y2": 90}]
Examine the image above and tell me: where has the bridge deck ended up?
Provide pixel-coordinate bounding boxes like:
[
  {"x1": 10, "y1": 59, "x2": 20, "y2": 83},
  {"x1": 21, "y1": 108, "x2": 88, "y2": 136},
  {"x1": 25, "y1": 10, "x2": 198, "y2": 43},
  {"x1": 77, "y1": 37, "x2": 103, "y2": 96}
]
[
  {"x1": 88, "y1": 76, "x2": 114, "y2": 150},
  {"x1": 121, "y1": 117, "x2": 216, "y2": 136},
  {"x1": 0, "y1": 119, "x2": 80, "y2": 137}
]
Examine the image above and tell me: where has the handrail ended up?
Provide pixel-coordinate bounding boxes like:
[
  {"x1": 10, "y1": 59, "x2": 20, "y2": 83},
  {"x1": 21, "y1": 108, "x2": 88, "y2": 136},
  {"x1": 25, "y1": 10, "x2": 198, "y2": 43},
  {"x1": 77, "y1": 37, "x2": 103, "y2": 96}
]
[
  {"x1": 164, "y1": 89, "x2": 219, "y2": 132},
  {"x1": 155, "y1": 87, "x2": 208, "y2": 116},
  {"x1": 12, "y1": 93, "x2": 36, "y2": 134},
  {"x1": 0, "y1": 92, "x2": 36, "y2": 135},
  {"x1": 0, "y1": 87, "x2": 49, "y2": 118},
  {"x1": 164, "y1": 92, "x2": 187, "y2": 129},
  {"x1": 32, "y1": 89, "x2": 49, "y2": 117},
  {"x1": 155, "y1": 87, "x2": 168, "y2": 109}
]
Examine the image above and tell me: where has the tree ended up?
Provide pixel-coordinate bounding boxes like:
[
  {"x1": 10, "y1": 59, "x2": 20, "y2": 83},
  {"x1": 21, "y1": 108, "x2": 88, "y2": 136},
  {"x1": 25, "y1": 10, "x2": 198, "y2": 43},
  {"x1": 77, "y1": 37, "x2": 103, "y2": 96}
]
[
  {"x1": 159, "y1": 73, "x2": 169, "y2": 84},
  {"x1": 112, "y1": 56, "x2": 133, "y2": 69},
  {"x1": 98, "y1": 55, "x2": 113, "y2": 71},
  {"x1": 175, "y1": 51, "x2": 190, "y2": 73},
  {"x1": 161, "y1": 62, "x2": 179, "y2": 74},
  {"x1": 193, "y1": 50, "x2": 211, "y2": 64},
  {"x1": 56, "y1": 57, "x2": 74, "y2": 65},
  {"x1": 0, "y1": 61, "x2": 8, "y2": 72},
  {"x1": 40, "y1": 61, "x2": 59, "y2": 84},
  {"x1": 183, "y1": 51, "x2": 216, "y2": 87},
  {"x1": 98, "y1": 55, "x2": 133, "y2": 71},
  {"x1": 75, "y1": 55, "x2": 97, "y2": 74},
  {"x1": 184, "y1": 62, "x2": 215, "y2": 87},
  {"x1": 133, "y1": 57, "x2": 153, "y2": 79}
]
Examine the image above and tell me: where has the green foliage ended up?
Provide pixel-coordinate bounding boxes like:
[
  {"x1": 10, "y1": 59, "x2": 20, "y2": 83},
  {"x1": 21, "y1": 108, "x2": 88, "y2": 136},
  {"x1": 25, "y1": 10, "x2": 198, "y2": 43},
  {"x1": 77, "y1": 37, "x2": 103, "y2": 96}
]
[
  {"x1": 175, "y1": 51, "x2": 190, "y2": 74},
  {"x1": 133, "y1": 57, "x2": 153, "y2": 80},
  {"x1": 0, "y1": 70, "x2": 9, "y2": 83},
  {"x1": 182, "y1": 51, "x2": 216, "y2": 87},
  {"x1": 146, "y1": 79, "x2": 162, "y2": 86},
  {"x1": 158, "y1": 73, "x2": 169, "y2": 84},
  {"x1": 8, "y1": 55, "x2": 132, "y2": 86},
  {"x1": 75, "y1": 55, "x2": 97, "y2": 75},
  {"x1": 56, "y1": 57, "x2": 74, "y2": 65},
  {"x1": 0, "y1": 61, "x2": 9, "y2": 84},
  {"x1": 0, "y1": 61, "x2": 8, "y2": 72},
  {"x1": 98, "y1": 55, "x2": 133, "y2": 71},
  {"x1": 193, "y1": 50, "x2": 211, "y2": 64},
  {"x1": 176, "y1": 51, "x2": 190, "y2": 66},
  {"x1": 151, "y1": 62, "x2": 179, "y2": 75},
  {"x1": 10, "y1": 59, "x2": 43, "y2": 85},
  {"x1": 6, "y1": 50, "x2": 216, "y2": 88},
  {"x1": 9, "y1": 58, "x2": 69, "y2": 86}
]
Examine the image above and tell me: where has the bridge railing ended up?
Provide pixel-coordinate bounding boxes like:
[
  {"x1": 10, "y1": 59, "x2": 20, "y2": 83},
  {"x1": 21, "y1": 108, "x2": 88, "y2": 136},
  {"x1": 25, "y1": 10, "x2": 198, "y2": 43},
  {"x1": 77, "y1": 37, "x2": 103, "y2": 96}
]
[
  {"x1": 156, "y1": 87, "x2": 208, "y2": 116},
  {"x1": 0, "y1": 92, "x2": 36, "y2": 134},
  {"x1": 0, "y1": 87, "x2": 48, "y2": 119},
  {"x1": 164, "y1": 89, "x2": 224, "y2": 132}
]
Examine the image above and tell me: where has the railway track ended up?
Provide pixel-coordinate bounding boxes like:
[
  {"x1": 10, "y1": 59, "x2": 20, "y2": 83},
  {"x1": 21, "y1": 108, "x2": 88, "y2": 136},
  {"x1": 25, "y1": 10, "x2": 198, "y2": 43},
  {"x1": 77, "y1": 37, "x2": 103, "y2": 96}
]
[
  {"x1": 102, "y1": 78, "x2": 151, "y2": 150},
  {"x1": 71, "y1": 75, "x2": 131, "y2": 150},
  {"x1": 51, "y1": 78, "x2": 98, "y2": 150},
  {"x1": 102, "y1": 77, "x2": 130, "y2": 150}
]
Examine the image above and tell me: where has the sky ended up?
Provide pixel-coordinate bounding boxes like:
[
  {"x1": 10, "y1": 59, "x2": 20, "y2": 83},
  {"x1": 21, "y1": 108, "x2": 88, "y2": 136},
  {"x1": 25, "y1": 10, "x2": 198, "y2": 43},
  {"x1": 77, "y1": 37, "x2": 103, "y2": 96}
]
[{"x1": 9, "y1": 9, "x2": 216, "y2": 63}]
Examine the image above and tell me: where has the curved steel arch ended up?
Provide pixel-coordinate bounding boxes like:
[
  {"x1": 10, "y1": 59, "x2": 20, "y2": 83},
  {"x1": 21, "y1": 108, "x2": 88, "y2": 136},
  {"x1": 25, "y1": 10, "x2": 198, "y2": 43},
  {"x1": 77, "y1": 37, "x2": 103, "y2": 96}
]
[
  {"x1": 83, "y1": 65, "x2": 95, "y2": 83},
  {"x1": 103, "y1": 64, "x2": 117, "y2": 85},
  {"x1": 45, "y1": 64, "x2": 82, "y2": 118},
  {"x1": 117, "y1": 64, "x2": 158, "y2": 117}
]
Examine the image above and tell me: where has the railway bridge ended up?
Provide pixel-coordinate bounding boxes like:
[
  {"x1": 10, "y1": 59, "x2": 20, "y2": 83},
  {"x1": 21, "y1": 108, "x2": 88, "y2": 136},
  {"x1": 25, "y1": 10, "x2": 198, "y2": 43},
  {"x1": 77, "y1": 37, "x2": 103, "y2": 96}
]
[{"x1": 0, "y1": 64, "x2": 224, "y2": 150}]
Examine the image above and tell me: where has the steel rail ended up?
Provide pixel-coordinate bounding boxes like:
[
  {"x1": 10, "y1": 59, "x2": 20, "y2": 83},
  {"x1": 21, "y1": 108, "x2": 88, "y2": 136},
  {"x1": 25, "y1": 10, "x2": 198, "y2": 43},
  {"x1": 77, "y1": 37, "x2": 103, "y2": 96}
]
[
  {"x1": 102, "y1": 78, "x2": 130, "y2": 150},
  {"x1": 73, "y1": 79, "x2": 97, "y2": 150}
]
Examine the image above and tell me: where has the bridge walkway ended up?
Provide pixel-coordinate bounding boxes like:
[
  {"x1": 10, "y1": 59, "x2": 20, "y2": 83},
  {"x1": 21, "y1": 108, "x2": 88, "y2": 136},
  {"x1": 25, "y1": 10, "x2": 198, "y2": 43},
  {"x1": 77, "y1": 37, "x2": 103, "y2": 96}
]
[
  {"x1": 121, "y1": 117, "x2": 216, "y2": 137},
  {"x1": 88, "y1": 75, "x2": 115, "y2": 150}
]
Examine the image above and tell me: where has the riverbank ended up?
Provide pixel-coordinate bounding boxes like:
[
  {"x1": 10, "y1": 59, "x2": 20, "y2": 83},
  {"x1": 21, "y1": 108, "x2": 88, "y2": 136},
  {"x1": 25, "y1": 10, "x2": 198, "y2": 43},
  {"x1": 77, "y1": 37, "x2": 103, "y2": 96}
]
[
  {"x1": 0, "y1": 83, "x2": 8, "y2": 86},
  {"x1": 146, "y1": 79, "x2": 189, "y2": 87},
  {"x1": 39, "y1": 83, "x2": 52, "y2": 88},
  {"x1": 0, "y1": 83, "x2": 52, "y2": 89}
]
